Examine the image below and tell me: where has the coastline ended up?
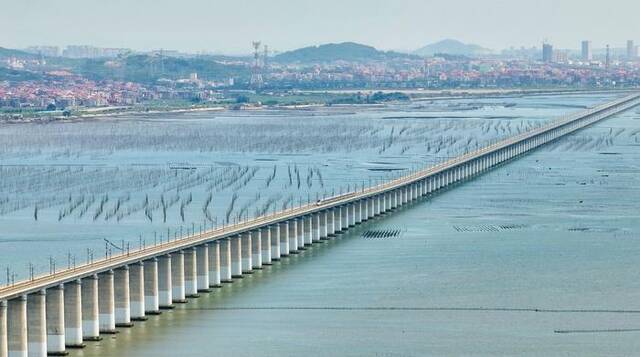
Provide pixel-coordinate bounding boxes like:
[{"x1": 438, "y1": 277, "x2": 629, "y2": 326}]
[{"x1": 1, "y1": 87, "x2": 635, "y2": 123}]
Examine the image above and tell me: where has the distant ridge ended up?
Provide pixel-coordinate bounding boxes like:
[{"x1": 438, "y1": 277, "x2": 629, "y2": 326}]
[
  {"x1": 274, "y1": 42, "x2": 418, "y2": 63},
  {"x1": 414, "y1": 39, "x2": 493, "y2": 57},
  {"x1": 0, "y1": 47, "x2": 37, "y2": 60}
]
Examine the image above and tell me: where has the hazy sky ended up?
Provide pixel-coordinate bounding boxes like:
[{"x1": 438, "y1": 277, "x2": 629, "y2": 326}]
[{"x1": 2, "y1": 0, "x2": 638, "y2": 54}]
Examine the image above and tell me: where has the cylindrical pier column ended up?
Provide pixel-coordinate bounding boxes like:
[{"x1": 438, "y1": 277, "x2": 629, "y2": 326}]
[
  {"x1": 333, "y1": 208, "x2": 341, "y2": 233},
  {"x1": 7, "y1": 296, "x2": 27, "y2": 357},
  {"x1": 319, "y1": 211, "x2": 328, "y2": 239},
  {"x1": 296, "y1": 218, "x2": 305, "y2": 250},
  {"x1": 171, "y1": 251, "x2": 186, "y2": 303},
  {"x1": 240, "y1": 233, "x2": 253, "y2": 274},
  {"x1": 80, "y1": 275, "x2": 100, "y2": 341},
  {"x1": 279, "y1": 222, "x2": 289, "y2": 256},
  {"x1": 0, "y1": 300, "x2": 6, "y2": 357},
  {"x1": 196, "y1": 245, "x2": 211, "y2": 292},
  {"x1": 340, "y1": 206, "x2": 348, "y2": 231},
  {"x1": 304, "y1": 215, "x2": 313, "y2": 245},
  {"x1": 63, "y1": 280, "x2": 83, "y2": 348},
  {"x1": 114, "y1": 266, "x2": 132, "y2": 327},
  {"x1": 260, "y1": 227, "x2": 272, "y2": 265},
  {"x1": 270, "y1": 225, "x2": 281, "y2": 261},
  {"x1": 208, "y1": 242, "x2": 222, "y2": 287},
  {"x1": 143, "y1": 258, "x2": 160, "y2": 314},
  {"x1": 184, "y1": 247, "x2": 199, "y2": 297},
  {"x1": 45, "y1": 285, "x2": 66, "y2": 356},
  {"x1": 326, "y1": 210, "x2": 334, "y2": 237},
  {"x1": 312, "y1": 213, "x2": 320, "y2": 242},
  {"x1": 27, "y1": 290, "x2": 47, "y2": 357},
  {"x1": 231, "y1": 236, "x2": 243, "y2": 278},
  {"x1": 129, "y1": 262, "x2": 146, "y2": 321},
  {"x1": 349, "y1": 204, "x2": 356, "y2": 227},
  {"x1": 288, "y1": 220, "x2": 299, "y2": 253},
  {"x1": 251, "y1": 230, "x2": 262, "y2": 269},
  {"x1": 157, "y1": 255, "x2": 174, "y2": 309},
  {"x1": 98, "y1": 270, "x2": 116, "y2": 334},
  {"x1": 219, "y1": 239, "x2": 232, "y2": 283}
]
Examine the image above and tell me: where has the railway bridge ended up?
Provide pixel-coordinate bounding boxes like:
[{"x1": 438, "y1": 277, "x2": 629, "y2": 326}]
[{"x1": 1, "y1": 93, "x2": 639, "y2": 356}]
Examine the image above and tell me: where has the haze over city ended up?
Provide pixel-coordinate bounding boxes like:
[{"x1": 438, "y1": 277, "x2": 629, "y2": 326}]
[{"x1": 2, "y1": 0, "x2": 639, "y2": 53}]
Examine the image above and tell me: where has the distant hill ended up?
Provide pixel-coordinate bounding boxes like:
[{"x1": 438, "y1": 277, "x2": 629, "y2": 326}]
[
  {"x1": 274, "y1": 42, "x2": 418, "y2": 63},
  {"x1": 0, "y1": 47, "x2": 37, "y2": 60},
  {"x1": 52, "y1": 54, "x2": 250, "y2": 83},
  {"x1": 414, "y1": 39, "x2": 493, "y2": 57}
]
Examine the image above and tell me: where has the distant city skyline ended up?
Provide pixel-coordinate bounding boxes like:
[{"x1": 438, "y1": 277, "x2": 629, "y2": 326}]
[{"x1": 1, "y1": 0, "x2": 639, "y2": 54}]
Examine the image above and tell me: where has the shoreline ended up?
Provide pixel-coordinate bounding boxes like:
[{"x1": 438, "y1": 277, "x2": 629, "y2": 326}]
[{"x1": 1, "y1": 88, "x2": 635, "y2": 123}]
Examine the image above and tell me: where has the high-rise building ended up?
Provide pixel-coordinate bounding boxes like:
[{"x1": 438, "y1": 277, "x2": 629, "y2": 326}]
[
  {"x1": 627, "y1": 40, "x2": 638, "y2": 60},
  {"x1": 542, "y1": 43, "x2": 554, "y2": 63},
  {"x1": 581, "y1": 41, "x2": 592, "y2": 61}
]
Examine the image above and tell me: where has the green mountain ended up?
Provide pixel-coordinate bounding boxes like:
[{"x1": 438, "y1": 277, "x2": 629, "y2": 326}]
[
  {"x1": 0, "y1": 47, "x2": 38, "y2": 60},
  {"x1": 414, "y1": 39, "x2": 493, "y2": 57},
  {"x1": 274, "y1": 42, "x2": 418, "y2": 63},
  {"x1": 53, "y1": 54, "x2": 249, "y2": 84}
]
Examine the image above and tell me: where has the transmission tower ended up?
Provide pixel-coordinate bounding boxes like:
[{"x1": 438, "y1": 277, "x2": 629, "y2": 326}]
[{"x1": 250, "y1": 41, "x2": 264, "y2": 88}]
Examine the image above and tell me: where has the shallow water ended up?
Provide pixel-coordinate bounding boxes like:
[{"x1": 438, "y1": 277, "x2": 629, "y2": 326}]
[
  {"x1": 63, "y1": 100, "x2": 640, "y2": 356},
  {"x1": 0, "y1": 93, "x2": 618, "y2": 279}
]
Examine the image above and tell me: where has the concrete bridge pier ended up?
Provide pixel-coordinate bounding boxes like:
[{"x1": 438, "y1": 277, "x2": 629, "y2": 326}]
[
  {"x1": 295, "y1": 218, "x2": 305, "y2": 250},
  {"x1": 80, "y1": 275, "x2": 100, "y2": 340},
  {"x1": 279, "y1": 222, "x2": 289, "y2": 257},
  {"x1": 333, "y1": 208, "x2": 340, "y2": 233},
  {"x1": 363, "y1": 198, "x2": 370, "y2": 219},
  {"x1": 27, "y1": 290, "x2": 47, "y2": 357},
  {"x1": 129, "y1": 262, "x2": 146, "y2": 320},
  {"x1": 393, "y1": 190, "x2": 399, "y2": 209},
  {"x1": 196, "y1": 245, "x2": 211, "y2": 293},
  {"x1": 342, "y1": 205, "x2": 349, "y2": 230},
  {"x1": 0, "y1": 300, "x2": 6, "y2": 357},
  {"x1": 208, "y1": 242, "x2": 222, "y2": 287},
  {"x1": 231, "y1": 236, "x2": 243, "y2": 278},
  {"x1": 7, "y1": 296, "x2": 27, "y2": 357},
  {"x1": 97, "y1": 270, "x2": 116, "y2": 334},
  {"x1": 157, "y1": 255, "x2": 174, "y2": 309},
  {"x1": 240, "y1": 233, "x2": 254, "y2": 273},
  {"x1": 45, "y1": 285, "x2": 67, "y2": 356},
  {"x1": 170, "y1": 251, "x2": 187, "y2": 303},
  {"x1": 355, "y1": 202, "x2": 362, "y2": 225},
  {"x1": 304, "y1": 216, "x2": 313, "y2": 246},
  {"x1": 143, "y1": 258, "x2": 160, "y2": 314},
  {"x1": 326, "y1": 210, "x2": 335, "y2": 237},
  {"x1": 260, "y1": 228, "x2": 272, "y2": 265},
  {"x1": 251, "y1": 230, "x2": 263, "y2": 268},
  {"x1": 321, "y1": 211, "x2": 329, "y2": 239},
  {"x1": 312, "y1": 214, "x2": 321, "y2": 242},
  {"x1": 184, "y1": 247, "x2": 200, "y2": 297},
  {"x1": 288, "y1": 220, "x2": 299, "y2": 253},
  {"x1": 114, "y1": 266, "x2": 133, "y2": 328},
  {"x1": 269, "y1": 225, "x2": 281, "y2": 260},
  {"x1": 219, "y1": 239, "x2": 233, "y2": 283},
  {"x1": 348, "y1": 204, "x2": 355, "y2": 227},
  {"x1": 63, "y1": 280, "x2": 83, "y2": 348},
  {"x1": 367, "y1": 198, "x2": 374, "y2": 219}
]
